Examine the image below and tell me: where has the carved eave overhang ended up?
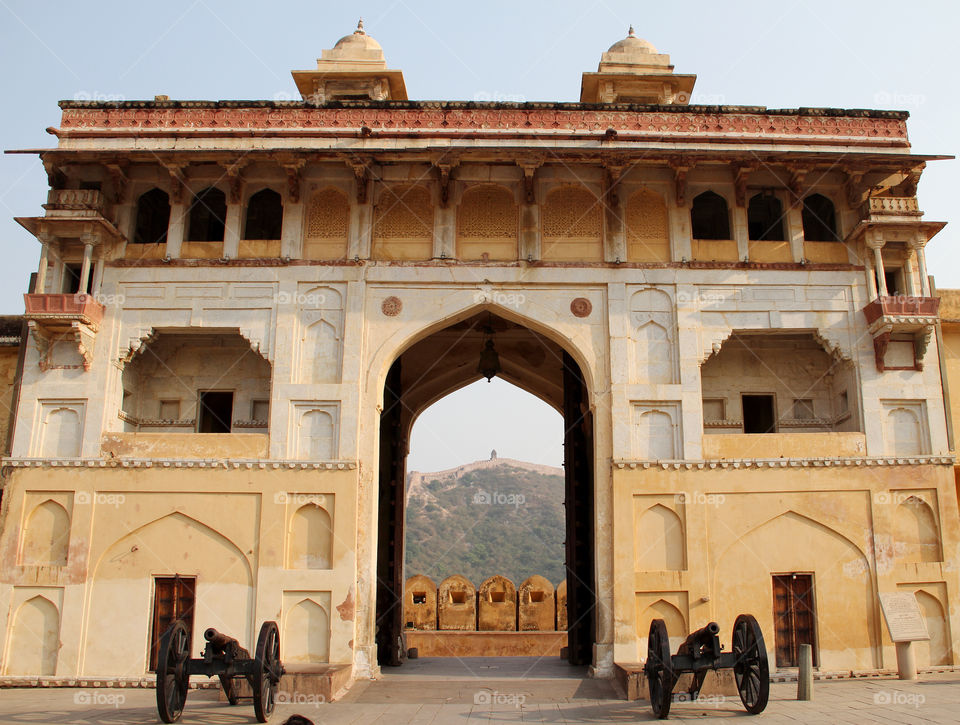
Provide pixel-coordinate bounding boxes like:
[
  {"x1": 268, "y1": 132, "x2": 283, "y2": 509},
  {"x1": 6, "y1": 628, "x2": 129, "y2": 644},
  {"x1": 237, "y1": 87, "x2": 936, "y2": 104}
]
[
  {"x1": 291, "y1": 69, "x2": 408, "y2": 102},
  {"x1": 14, "y1": 189, "x2": 124, "y2": 246},
  {"x1": 15, "y1": 215, "x2": 123, "y2": 246},
  {"x1": 844, "y1": 218, "x2": 947, "y2": 248},
  {"x1": 23, "y1": 293, "x2": 104, "y2": 371},
  {"x1": 862, "y1": 296, "x2": 940, "y2": 372},
  {"x1": 579, "y1": 72, "x2": 697, "y2": 105},
  {"x1": 33, "y1": 101, "x2": 919, "y2": 151}
]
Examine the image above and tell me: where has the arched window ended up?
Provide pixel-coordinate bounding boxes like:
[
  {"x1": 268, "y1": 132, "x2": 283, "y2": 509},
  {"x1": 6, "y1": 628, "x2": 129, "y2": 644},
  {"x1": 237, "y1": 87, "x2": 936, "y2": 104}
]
[
  {"x1": 802, "y1": 194, "x2": 838, "y2": 241},
  {"x1": 690, "y1": 191, "x2": 730, "y2": 240},
  {"x1": 133, "y1": 188, "x2": 170, "y2": 244},
  {"x1": 187, "y1": 187, "x2": 227, "y2": 242},
  {"x1": 747, "y1": 193, "x2": 785, "y2": 241},
  {"x1": 244, "y1": 188, "x2": 283, "y2": 240}
]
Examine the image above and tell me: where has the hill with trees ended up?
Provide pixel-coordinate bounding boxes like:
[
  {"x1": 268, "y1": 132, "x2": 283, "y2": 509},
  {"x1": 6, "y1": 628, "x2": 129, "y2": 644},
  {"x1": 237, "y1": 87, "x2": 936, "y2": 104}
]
[{"x1": 404, "y1": 456, "x2": 565, "y2": 586}]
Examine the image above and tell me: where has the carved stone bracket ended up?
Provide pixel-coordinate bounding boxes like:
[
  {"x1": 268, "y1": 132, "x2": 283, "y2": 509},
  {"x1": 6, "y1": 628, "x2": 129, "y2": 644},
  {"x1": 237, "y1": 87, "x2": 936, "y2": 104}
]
[
  {"x1": 516, "y1": 156, "x2": 544, "y2": 204},
  {"x1": 29, "y1": 319, "x2": 97, "y2": 372},
  {"x1": 872, "y1": 327, "x2": 892, "y2": 371},
  {"x1": 811, "y1": 328, "x2": 854, "y2": 364},
  {"x1": 120, "y1": 327, "x2": 158, "y2": 364},
  {"x1": 106, "y1": 163, "x2": 129, "y2": 204},
  {"x1": 844, "y1": 170, "x2": 868, "y2": 207},
  {"x1": 281, "y1": 160, "x2": 306, "y2": 203},
  {"x1": 43, "y1": 158, "x2": 66, "y2": 190},
  {"x1": 434, "y1": 160, "x2": 459, "y2": 208},
  {"x1": 603, "y1": 162, "x2": 625, "y2": 209},
  {"x1": 732, "y1": 164, "x2": 755, "y2": 208},
  {"x1": 238, "y1": 326, "x2": 271, "y2": 361},
  {"x1": 119, "y1": 323, "x2": 271, "y2": 365},
  {"x1": 225, "y1": 162, "x2": 248, "y2": 204},
  {"x1": 787, "y1": 167, "x2": 809, "y2": 207},
  {"x1": 342, "y1": 157, "x2": 372, "y2": 204},
  {"x1": 865, "y1": 316, "x2": 937, "y2": 372},
  {"x1": 698, "y1": 327, "x2": 733, "y2": 364},
  {"x1": 670, "y1": 161, "x2": 690, "y2": 206},
  {"x1": 164, "y1": 163, "x2": 188, "y2": 204}
]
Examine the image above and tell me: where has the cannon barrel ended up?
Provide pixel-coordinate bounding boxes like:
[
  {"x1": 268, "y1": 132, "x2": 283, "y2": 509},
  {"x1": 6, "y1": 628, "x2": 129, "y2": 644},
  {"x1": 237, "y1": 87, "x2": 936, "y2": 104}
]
[
  {"x1": 677, "y1": 621, "x2": 720, "y2": 656},
  {"x1": 203, "y1": 628, "x2": 249, "y2": 658}
]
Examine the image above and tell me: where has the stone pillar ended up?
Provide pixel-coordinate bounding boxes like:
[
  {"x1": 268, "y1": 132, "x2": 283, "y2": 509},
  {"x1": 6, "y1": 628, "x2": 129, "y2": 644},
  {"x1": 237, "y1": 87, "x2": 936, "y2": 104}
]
[
  {"x1": 91, "y1": 260, "x2": 103, "y2": 297},
  {"x1": 280, "y1": 200, "x2": 303, "y2": 259},
  {"x1": 732, "y1": 204, "x2": 749, "y2": 261},
  {"x1": 902, "y1": 249, "x2": 918, "y2": 296},
  {"x1": 78, "y1": 240, "x2": 94, "y2": 293},
  {"x1": 670, "y1": 202, "x2": 692, "y2": 261},
  {"x1": 35, "y1": 236, "x2": 50, "y2": 293},
  {"x1": 864, "y1": 255, "x2": 878, "y2": 299},
  {"x1": 223, "y1": 202, "x2": 242, "y2": 259},
  {"x1": 867, "y1": 233, "x2": 887, "y2": 296},
  {"x1": 350, "y1": 202, "x2": 373, "y2": 259},
  {"x1": 914, "y1": 242, "x2": 931, "y2": 296},
  {"x1": 166, "y1": 202, "x2": 186, "y2": 258},
  {"x1": 519, "y1": 203, "x2": 540, "y2": 260},
  {"x1": 604, "y1": 193, "x2": 626, "y2": 263},
  {"x1": 434, "y1": 205, "x2": 456, "y2": 259},
  {"x1": 786, "y1": 204, "x2": 805, "y2": 262}
]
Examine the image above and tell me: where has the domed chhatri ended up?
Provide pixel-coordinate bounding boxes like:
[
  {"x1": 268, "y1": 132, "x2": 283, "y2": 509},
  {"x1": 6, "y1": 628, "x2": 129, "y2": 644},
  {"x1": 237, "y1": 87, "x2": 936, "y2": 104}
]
[
  {"x1": 580, "y1": 26, "x2": 696, "y2": 104},
  {"x1": 332, "y1": 18, "x2": 384, "y2": 53},
  {"x1": 606, "y1": 26, "x2": 658, "y2": 55},
  {"x1": 291, "y1": 20, "x2": 407, "y2": 102}
]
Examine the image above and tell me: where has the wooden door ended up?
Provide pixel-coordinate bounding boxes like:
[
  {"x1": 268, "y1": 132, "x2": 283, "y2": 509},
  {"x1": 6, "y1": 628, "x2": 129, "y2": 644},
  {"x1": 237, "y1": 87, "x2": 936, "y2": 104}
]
[
  {"x1": 772, "y1": 574, "x2": 817, "y2": 667},
  {"x1": 149, "y1": 576, "x2": 196, "y2": 671}
]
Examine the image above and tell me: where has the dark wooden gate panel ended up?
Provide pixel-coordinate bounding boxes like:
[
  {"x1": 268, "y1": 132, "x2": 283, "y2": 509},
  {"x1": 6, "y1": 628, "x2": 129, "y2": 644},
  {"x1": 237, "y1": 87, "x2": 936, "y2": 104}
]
[
  {"x1": 376, "y1": 359, "x2": 406, "y2": 666},
  {"x1": 563, "y1": 351, "x2": 596, "y2": 667},
  {"x1": 772, "y1": 574, "x2": 817, "y2": 668},
  {"x1": 149, "y1": 576, "x2": 195, "y2": 671}
]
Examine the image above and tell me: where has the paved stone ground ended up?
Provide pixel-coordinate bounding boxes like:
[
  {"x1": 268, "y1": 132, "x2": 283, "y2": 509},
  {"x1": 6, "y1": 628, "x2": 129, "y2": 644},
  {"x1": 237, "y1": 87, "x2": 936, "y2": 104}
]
[{"x1": 0, "y1": 657, "x2": 957, "y2": 724}]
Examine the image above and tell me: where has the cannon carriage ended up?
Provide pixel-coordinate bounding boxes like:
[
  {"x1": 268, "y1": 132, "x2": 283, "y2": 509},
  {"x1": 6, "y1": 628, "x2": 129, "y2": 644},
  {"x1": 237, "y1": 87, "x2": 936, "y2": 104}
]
[
  {"x1": 155, "y1": 620, "x2": 283, "y2": 723},
  {"x1": 643, "y1": 614, "x2": 769, "y2": 719}
]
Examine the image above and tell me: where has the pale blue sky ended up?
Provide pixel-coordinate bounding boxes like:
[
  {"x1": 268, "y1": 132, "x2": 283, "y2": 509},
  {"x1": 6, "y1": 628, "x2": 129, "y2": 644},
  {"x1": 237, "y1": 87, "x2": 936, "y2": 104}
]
[{"x1": 1, "y1": 1, "x2": 955, "y2": 471}]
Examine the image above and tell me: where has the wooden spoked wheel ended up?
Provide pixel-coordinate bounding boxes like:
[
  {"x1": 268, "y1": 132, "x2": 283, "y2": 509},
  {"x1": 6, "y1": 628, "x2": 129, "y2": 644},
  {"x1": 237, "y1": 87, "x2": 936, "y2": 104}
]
[
  {"x1": 252, "y1": 620, "x2": 282, "y2": 723},
  {"x1": 732, "y1": 614, "x2": 770, "y2": 714},
  {"x1": 645, "y1": 618, "x2": 674, "y2": 719},
  {"x1": 156, "y1": 620, "x2": 190, "y2": 723}
]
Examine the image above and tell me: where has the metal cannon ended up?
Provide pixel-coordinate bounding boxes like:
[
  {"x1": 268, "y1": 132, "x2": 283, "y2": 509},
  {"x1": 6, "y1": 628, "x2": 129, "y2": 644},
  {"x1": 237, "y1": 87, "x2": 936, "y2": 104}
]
[
  {"x1": 643, "y1": 615, "x2": 769, "y2": 719},
  {"x1": 203, "y1": 627, "x2": 249, "y2": 659},
  {"x1": 155, "y1": 620, "x2": 283, "y2": 723}
]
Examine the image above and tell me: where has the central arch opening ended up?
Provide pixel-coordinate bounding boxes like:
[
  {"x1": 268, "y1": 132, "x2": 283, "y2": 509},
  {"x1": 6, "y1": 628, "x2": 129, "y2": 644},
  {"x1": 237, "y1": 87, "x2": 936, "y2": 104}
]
[{"x1": 375, "y1": 309, "x2": 596, "y2": 668}]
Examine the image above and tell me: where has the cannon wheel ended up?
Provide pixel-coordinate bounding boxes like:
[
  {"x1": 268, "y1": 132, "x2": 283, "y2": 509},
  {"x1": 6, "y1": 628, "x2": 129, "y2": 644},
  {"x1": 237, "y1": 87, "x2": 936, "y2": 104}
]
[
  {"x1": 218, "y1": 674, "x2": 239, "y2": 705},
  {"x1": 156, "y1": 620, "x2": 190, "y2": 723},
  {"x1": 646, "y1": 618, "x2": 674, "y2": 719},
  {"x1": 732, "y1": 614, "x2": 769, "y2": 714},
  {"x1": 252, "y1": 621, "x2": 281, "y2": 723}
]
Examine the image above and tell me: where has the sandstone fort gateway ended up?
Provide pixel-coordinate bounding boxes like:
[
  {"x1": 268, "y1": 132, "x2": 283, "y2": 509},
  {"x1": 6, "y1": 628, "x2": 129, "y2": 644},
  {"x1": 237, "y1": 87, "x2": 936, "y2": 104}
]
[{"x1": 0, "y1": 22, "x2": 957, "y2": 690}]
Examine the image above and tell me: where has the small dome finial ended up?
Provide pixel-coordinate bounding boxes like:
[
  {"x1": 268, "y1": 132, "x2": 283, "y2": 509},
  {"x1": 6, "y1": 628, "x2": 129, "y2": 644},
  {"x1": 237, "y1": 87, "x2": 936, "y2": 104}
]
[
  {"x1": 355, "y1": 18, "x2": 365, "y2": 34},
  {"x1": 628, "y1": 25, "x2": 635, "y2": 37}
]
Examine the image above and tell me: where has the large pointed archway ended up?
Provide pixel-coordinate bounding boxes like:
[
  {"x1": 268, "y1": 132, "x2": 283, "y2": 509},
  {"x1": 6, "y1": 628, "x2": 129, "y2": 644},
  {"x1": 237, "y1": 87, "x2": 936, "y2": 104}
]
[{"x1": 375, "y1": 309, "x2": 596, "y2": 667}]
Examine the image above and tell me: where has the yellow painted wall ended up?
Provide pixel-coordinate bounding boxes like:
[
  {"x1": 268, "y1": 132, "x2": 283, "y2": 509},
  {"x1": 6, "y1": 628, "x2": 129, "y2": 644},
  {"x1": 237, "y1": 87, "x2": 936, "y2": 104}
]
[
  {"x1": 691, "y1": 239, "x2": 738, "y2": 262},
  {"x1": 0, "y1": 466, "x2": 359, "y2": 676},
  {"x1": 613, "y1": 463, "x2": 960, "y2": 670},
  {"x1": 803, "y1": 241, "x2": 850, "y2": 264}
]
